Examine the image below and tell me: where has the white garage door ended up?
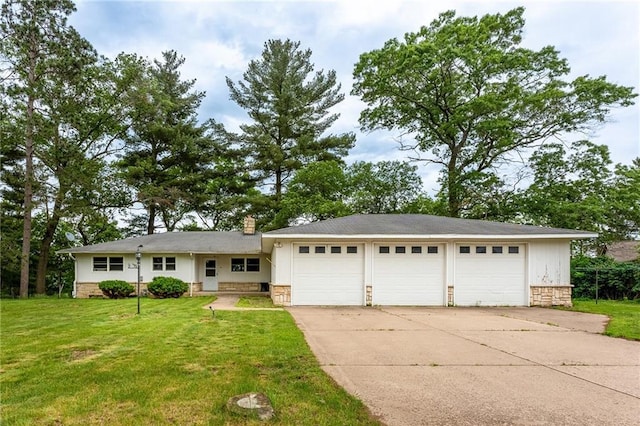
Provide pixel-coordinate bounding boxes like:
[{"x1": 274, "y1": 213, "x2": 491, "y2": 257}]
[
  {"x1": 373, "y1": 243, "x2": 445, "y2": 305},
  {"x1": 455, "y1": 243, "x2": 526, "y2": 306},
  {"x1": 292, "y1": 243, "x2": 364, "y2": 305}
]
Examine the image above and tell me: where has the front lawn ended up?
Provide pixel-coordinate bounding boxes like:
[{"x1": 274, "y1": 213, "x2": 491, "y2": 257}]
[
  {"x1": 0, "y1": 298, "x2": 379, "y2": 425},
  {"x1": 564, "y1": 299, "x2": 640, "y2": 340}
]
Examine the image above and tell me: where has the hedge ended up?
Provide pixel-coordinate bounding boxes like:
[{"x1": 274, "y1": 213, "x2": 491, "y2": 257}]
[
  {"x1": 571, "y1": 256, "x2": 640, "y2": 300},
  {"x1": 98, "y1": 280, "x2": 135, "y2": 299},
  {"x1": 147, "y1": 276, "x2": 188, "y2": 298}
]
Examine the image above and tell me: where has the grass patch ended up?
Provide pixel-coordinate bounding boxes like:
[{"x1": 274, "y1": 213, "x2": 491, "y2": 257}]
[
  {"x1": 0, "y1": 298, "x2": 380, "y2": 425},
  {"x1": 562, "y1": 299, "x2": 640, "y2": 340},
  {"x1": 236, "y1": 296, "x2": 276, "y2": 308}
]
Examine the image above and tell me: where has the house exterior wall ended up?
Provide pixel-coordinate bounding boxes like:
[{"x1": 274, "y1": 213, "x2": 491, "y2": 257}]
[
  {"x1": 74, "y1": 252, "x2": 269, "y2": 298},
  {"x1": 268, "y1": 238, "x2": 575, "y2": 307},
  {"x1": 528, "y1": 240, "x2": 573, "y2": 306}
]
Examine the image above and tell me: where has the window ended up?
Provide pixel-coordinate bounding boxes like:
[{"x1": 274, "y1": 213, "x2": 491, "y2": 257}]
[
  {"x1": 476, "y1": 246, "x2": 487, "y2": 254},
  {"x1": 93, "y1": 257, "x2": 123, "y2": 271},
  {"x1": 231, "y1": 258, "x2": 260, "y2": 272},
  {"x1": 411, "y1": 246, "x2": 422, "y2": 254},
  {"x1": 379, "y1": 246, "x2": 390, "y2": 254},
  {"x1": 153, "y1": 257, "x2": 164, "y2": 271},
  {"x1": 460, "y1": 246, "x2": 470, "y2": 254},
  {"x1": 205, "y1": 260, "x2": 216, "y2": 277},
  {"x1": 346, "y1": 246, "x2": 358, "y2": 254},
  {"x1": 109, "y1": 257, "x2": 124, "y2": 271},
  {"x1": 330, "y1": 246, "x2": 341, "y2": 254},
  {"x1": 492, "y1": 246, "x2": 503, "y2": 254},
  {"x1": 165, "y1": 257, "x2": 176, "y2": 271},
  {"x1": 299, "y1": 246, "x2": 310, "y2": 254},
  {"x1": 246, "y1": 258, "x2": 260, "y2": 272},
  {"x1": 315, "y1": 246, "x2": 326, "y2": 254},
  {"x1": 93, "y1": 257, "x2": 107, "y2": 271},
  {"x1": 508, "y1": 246, "x2": 520, "y2": 254},
  {"x1": 427, "y1": 246, "x2": 438, "y2": 254},
  {"x1": 231, "y1": 258, "x2": 245, "y2": 272},
  {"x1": 395, "y1": 246, "x2": 406, "y2": 254}
]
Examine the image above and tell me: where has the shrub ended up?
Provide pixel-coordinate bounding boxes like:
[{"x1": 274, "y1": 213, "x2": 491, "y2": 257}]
[
  {"x1": 98, "y1": 280, "x2": 134, "y2": 299},
  {"x1": 571, "y1": 256, "x2": 640, "y2": 300},
  {"x1": 147, "y1": 277, "x2": 188, "y2": 298}
]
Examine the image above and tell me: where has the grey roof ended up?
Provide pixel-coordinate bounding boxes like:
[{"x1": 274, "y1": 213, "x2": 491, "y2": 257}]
[
  {"x1": 606, "y1": 241, "x2": 640, "y2": 262},
  {"x1": 264, "y1": 214, "x2": 596, "y2": 237},
  {"x1": 59, "y1": 231, "x2": 262, "y2": 254}
]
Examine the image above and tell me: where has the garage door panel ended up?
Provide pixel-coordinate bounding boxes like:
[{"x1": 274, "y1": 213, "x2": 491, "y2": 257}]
[
  {"x1": 373, "y1": 244, "x2": 445, "y2": 305},
  {"x1": 455, "y1": 244, "x2": 525, "y2": 306},
  {"x1": 293, "y1": 244, "x2": 364, "y2": 305}
]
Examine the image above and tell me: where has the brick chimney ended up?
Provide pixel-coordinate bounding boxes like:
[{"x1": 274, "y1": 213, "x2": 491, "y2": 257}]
[{"x1": 243, "y1": 215, "x2": 256, "y2": 235}]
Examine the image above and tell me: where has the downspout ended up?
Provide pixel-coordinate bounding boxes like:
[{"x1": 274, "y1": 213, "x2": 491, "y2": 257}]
[
  {"x1": 69, "y1": 253, "x2": 77, "y2": 298},
  {"x1": 189, "y1": 253, "x2": 194, "y2": 297}
]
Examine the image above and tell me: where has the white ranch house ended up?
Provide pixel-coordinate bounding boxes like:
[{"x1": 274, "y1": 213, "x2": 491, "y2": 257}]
[{"x1": 60, "y1": 214, "x2": 596, "y2": 307}]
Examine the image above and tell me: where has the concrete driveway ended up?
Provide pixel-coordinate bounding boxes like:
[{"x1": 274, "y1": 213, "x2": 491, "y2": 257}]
[{"x1": 288, "y1": 307, "x2": 640, "y2": 426}]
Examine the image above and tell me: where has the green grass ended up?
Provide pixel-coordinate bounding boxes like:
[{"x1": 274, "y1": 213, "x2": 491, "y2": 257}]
[
  {"x1": 0, "y1": 298, "x2": 380, "y2": 425},
  {"x1": 236, "y1": 296, "x2": 277, "y2": 308},
  {"x1": 564, "y1": 299, "x2": 640, "y2": 340}
]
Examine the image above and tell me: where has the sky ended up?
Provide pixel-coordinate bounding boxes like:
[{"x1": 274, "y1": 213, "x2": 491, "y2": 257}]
[{"x1": 70, "y1": 0, "x2": 640, "y2": 193}]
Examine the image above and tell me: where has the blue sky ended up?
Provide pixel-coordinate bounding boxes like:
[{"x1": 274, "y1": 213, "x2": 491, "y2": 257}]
[{"x1": 71, "y1": 0, "x2": 639, "y2": 193}]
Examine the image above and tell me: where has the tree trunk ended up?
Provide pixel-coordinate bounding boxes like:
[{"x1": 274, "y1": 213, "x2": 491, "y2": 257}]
[
  {"x1": 275, "y1": 167, "x2": 283, "y2": 203},
  {"x1": 19, "y1": 58, "x2": 37, "y2": 298},
  {"x1": 447, "y1": 156, "x2": 461, "y2": 218},
  {"x1": 35, "y1": 192, "x2": 63, "y2": 294},
  {"x1": 147, "y1": 204, "x2": 156, "y2": 234}
]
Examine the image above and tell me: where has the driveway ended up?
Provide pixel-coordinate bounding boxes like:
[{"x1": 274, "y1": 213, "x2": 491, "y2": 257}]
[{"x1": 287, "y1": 307, "x2": 640, "y2": 426}]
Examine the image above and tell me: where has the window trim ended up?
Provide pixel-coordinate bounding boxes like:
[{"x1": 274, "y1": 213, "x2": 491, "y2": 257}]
[
  {"x1": 330, "y1": 246, "x2": 342, "y2": 254},
  {"x1": 427, "y1": 246, "x2": 438, "y2": 254},
  {"x1": 379, "y1": 246, "x2": 390, "y2": 254},
  {"x1": 508, "y1": 246, "x2": 520, "y2": 254},
  {"x1": 459, "y1": 246, "x2": 471, "y2": 254},
  {"x1": 395, "y1": 246, "x2": 406, "y2": 254},
  {"x1": 346, "y1": 246, "x2": 358, "y2": 254},
  {"x1": 476, "y1": 246, "x2": 487, "y2": 254},
  {"x1": 109, "y1": 256, "x2": 124, "y2": 271},
  {"x1": 411, "y1": 246, "x2": 422, "y2": 254},
  {"x1": 93, "y1": 257, "x2": 108, "y2": 272}
]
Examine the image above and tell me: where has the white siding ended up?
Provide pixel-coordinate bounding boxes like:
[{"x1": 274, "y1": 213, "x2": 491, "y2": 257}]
[
  {"x1": 528, "y1": 240, "x2": 571, "y2": 286},
  {"x1": 271, "y1": 242, "x2": 292, "y2": 285},
  {"x1": 76, "y1": 253, "x2": 193, "y2": 283}
]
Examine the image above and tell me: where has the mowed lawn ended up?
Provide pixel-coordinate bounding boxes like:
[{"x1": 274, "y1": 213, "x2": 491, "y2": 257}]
[
  {"x1": 1, "y1": 298, "x2": 380, "y2": 425},
  {"x1": 564, "y1": 299, "x2": 640, "y2": 340}
]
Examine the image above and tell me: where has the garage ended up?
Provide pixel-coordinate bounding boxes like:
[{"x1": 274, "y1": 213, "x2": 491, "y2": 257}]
[
  {"x1": 373, "y1": 243, "x2": 445, "y2": 305},
  {"x1": 455, "y1": 243, "x2": 526, "y2": 306},
  {"x1": 291, "y1": 243, "x2": 364, "y2": 305}
]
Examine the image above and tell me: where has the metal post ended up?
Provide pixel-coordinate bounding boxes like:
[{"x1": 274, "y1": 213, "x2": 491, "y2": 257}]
[{"x1": 136, "y1": 245, "x2": 143, "y2": 314}]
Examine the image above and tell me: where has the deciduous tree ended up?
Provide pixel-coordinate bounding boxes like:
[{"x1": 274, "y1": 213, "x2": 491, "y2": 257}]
[{"x1": 352, "y1": 7, "x2": 637, "y2": 218}]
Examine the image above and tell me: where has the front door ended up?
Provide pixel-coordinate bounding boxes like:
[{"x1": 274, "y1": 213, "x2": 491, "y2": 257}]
[{"x1": 203, "y1": 259, "x2": 218, "y2": 291}]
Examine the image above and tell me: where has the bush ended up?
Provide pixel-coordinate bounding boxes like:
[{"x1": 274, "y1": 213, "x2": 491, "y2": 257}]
[
  {"x1": 147, "y1": 277, "x2": 188, "y2": 298},
  {"x1": 98, "y1": 280, "x2": 134, "y2": 299},
  {"x1": 571, "y1": 256, "x2": 640, "y2": 300}
]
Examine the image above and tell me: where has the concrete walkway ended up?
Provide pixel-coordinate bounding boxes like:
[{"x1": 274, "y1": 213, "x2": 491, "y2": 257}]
[
  {"x1": 288, "y1": 306, "x2": 640, "y2": 426},
  {"x1": 203, "y1": 293, "x2": 283, "y2": 311}
]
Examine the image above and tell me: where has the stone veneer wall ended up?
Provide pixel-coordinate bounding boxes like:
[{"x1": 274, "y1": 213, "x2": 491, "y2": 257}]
[
  {"x1": 75, "y1": 282, "x2": 149, "y2": 298},
  {"x1": 271, "y1": 284, "x2": 291, "y2": 306},
  {"x1": 448, "y1": 286, "x2": 454, "y2": 306},
  {"x1": 218, "y1": 282, "x2": 261, "y2": 292},
  {"x1": 530, "y1": 286, "x2": 572, "y2": 307},
  {"x1": 366, "y1": 286, "x2": 372, "y2": 306}
]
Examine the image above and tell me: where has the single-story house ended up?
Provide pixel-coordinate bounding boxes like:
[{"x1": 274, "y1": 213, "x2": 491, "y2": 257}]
[{"x1": 59, "y1": 214, "x2": 597, "y2": 307}]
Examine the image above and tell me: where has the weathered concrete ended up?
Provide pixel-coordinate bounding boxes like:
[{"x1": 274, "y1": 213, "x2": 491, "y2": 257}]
[
  {"x1": 203, "y1": 293, "x2": 283, "y2": 311},
  {"x1": 288, "y1": 306, "x2": 640, "y2": 426}
]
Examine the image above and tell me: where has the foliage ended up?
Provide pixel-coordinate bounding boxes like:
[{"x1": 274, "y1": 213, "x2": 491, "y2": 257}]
[
  {"x1": 352, "y1": 7, "x2": 637, "y2": 218},
  {"x1": 0, "y1": 298, "x2": 379, "y2": 425},
  {"x1": 227, "y1": 39, "x2": 355, "y2": 228},
  {"x1": 347, "y1": 161, "x2": 423, "y2": 214},
  {"x1": 117, "y1": 51, "x2": 245, "y2": 234},
  {"x1": 1, "y1": 0, "x2": 135, "y2": 295},
  {"x1": 563, "y1": 300, "x2": 640, "y2": 340},
  {"x1": 571, "y1": 256, "x2": 640, "y2": 300},
  {"x1": 97, "y1": 280, "x2": 134, "y2": 299},
  {"x1": 147, "y1": 276, "x2": 188, "y2": 298}
]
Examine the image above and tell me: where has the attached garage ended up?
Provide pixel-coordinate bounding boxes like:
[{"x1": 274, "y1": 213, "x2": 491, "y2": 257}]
[
  {"x1": 263, "y1": 214, "x2": 596, "y2": 307},
  {"x1": 454, "y1": 243, "x2": 526, "y2": 306},
  {"x1": 291, "y1": 243, "x2": 364, "y2": 305},
  {"x1": 373, "y1": 243, "x2": 445, "y2": 305}
]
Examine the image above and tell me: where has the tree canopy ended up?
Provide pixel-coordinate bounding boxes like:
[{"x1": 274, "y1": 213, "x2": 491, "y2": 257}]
[{"x1": 352, "y1": 7, "x2": 637, "y2": 218}]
